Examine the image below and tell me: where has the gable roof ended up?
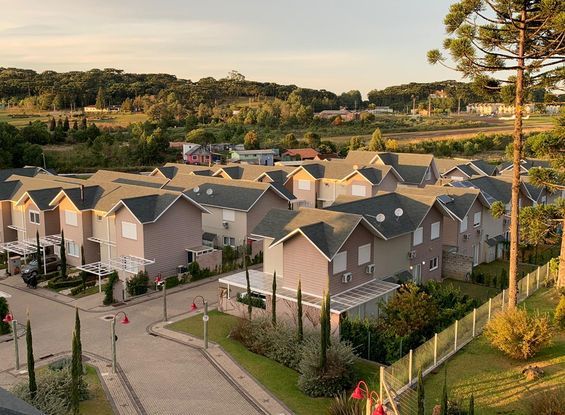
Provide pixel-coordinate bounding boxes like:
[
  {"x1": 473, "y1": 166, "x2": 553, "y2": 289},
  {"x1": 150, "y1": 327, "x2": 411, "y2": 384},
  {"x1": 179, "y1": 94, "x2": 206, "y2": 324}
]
[
  {"x1": 344, "y1": 150, "x2": 380, "y2": 165},
  {"x1": 24, "y1": 188, "x2": 65, "y2": 211},
  {"x1": 183, "y1": 183, "x2": 270, "y2": 211},
  {"x1": 0, "y1": 180, "x2": 21, "y2": 201},
  {"x1": 0, "y1": 167, "x2": 53, "y2": 182},
  {"x1": 252, "y1": 208, "x2": 373, "y2": 260},
  {"x1": 499, "y1": 158, "x2": 551, "y2": 173},
  {"x1": 282, "y1": 148, "x2": 320, "y2": 159},
  {"x1": 469, "y1": 159, "x2": 497, "y2": 176},
  {"x1": 116, "y1": 193, "x2": 187, "y2": 223},
  {"x1": 327, "y1": 192, "x2": 440, "y2": 239},
  {"x1": 151, "y1": 163, "x2": 217, "y2": 179},
  {"x1": 213, "y1": 163, "x2": 294, "y2": 182},
  {"x1": 375, "y1": 152, "x2": 435, "y2": 185},
  {"x1": 447, "y1": 175, "x2": 543, "y2": 205}
]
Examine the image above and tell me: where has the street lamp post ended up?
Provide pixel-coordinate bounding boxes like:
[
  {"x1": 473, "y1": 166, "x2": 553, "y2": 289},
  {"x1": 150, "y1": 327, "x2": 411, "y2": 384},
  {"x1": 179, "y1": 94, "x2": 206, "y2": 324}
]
[
  {"x1": 2, "y1": 313, "x2": 19, "y2": 370},
  {"x1": 154, "y1": 274, "x2": 167, "y2": 322},
  {"x1": 351, "y1": 380, "x2": 384, "y2": 415},
  {"x1": 190, "y1": 296, "x2": 209, "y2": 350},
  {"x1": 110, "y1": 311, "x2": 129, "y2": 373}
]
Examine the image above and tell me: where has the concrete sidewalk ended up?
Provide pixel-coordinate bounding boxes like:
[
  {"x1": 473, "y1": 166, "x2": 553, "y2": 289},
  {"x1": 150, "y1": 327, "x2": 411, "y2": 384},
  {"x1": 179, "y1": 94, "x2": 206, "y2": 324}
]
[{"x1": 149, "y1": 314, "x2": 291, "y2": 415}]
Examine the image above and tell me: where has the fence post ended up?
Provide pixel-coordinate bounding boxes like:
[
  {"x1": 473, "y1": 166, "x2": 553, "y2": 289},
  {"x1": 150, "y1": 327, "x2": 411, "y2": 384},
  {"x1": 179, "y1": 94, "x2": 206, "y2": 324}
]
[
  {"x1": 536, "y1": 267, "x2": 540, "y2": 289},
  {"x1": 434, "y1": 333, "x2": 438, "y2": 366},
  {"x1": 454, "y1": 320, "x2": 458, "y2": 352},
  {"x1": 488, "y1": 298, "x2": 492, "y2": 322},
  {"x1": 379, "y1": 366, "x2": 384, "y2": 400},
  {"x1": 526, "y1": 273, "x2": 530, "y2": 297},
  {"x1": 409, "y1": 349, "x2": 413, "y2": 384},
  {"x1": 472, "y1": 308, "x2": 476, "y2": 337}
]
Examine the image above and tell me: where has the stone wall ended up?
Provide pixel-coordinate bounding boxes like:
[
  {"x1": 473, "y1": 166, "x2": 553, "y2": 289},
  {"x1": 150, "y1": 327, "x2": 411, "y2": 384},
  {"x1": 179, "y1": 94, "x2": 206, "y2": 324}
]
[
  {"x1": 196, "y1": 249, "x2": 222, "y2": 272},
  {"x1": 442, "y1": 250, "x2": 473, "y2": 280}
]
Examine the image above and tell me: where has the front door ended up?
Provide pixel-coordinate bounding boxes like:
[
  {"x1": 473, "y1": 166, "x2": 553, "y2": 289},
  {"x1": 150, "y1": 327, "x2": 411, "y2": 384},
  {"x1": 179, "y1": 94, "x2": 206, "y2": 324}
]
[
  {"x1": 473, "y1": 244, "x2": 480, "y2": 266},
  {"x1": 413, "y1": 264, "x2": 422, "y2": 284}
]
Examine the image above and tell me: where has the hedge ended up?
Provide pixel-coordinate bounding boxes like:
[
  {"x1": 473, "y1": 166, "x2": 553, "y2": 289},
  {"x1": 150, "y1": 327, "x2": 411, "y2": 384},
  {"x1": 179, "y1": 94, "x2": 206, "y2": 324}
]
[
  {"x1": 47, "y1": 276, "x2": 83, "y2": 290},
  {"x1": 70, "y1": 280, "x2": 96, "y2": 296}
]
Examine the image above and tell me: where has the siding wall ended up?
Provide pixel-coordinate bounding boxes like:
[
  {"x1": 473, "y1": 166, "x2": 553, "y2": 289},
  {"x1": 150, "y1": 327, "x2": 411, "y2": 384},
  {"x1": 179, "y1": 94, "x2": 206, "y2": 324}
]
[
  {"x1": 0, "y1": 201, "x2": 16, "y2": 243},
  {"x1": 411, "y1": 205, "x2": 444, "y2": 281},
  {"x1": 202, "y1": 206, "x2": 247, "y2": 247},
  {"x1": 328, "y1": 225, "x2": 374, "y2": 296},
  {"x1": 57, "y1": 198, "x2": 89, "y2": 267},
  {"x1": 291, "y1": 170, "x2": 318, "y2": 207},
  {"x1": 143, "y1": 198, "x2": 202, "y2": 276},
  {"x1": 456, "y1": 199, "x2": 483, "y2": 260},
  {"x1": 373, "y1": 234, "x2": 411, "y2": 279},
  {"x1": 378, "y1": 172, "x2": 399, "y2": 193},
  {"x1": 114, "y1": 207, "x2": 145, "y2": 273},
  {"x1": 262, "y1": 237, "x2": 284, "y2": 277},
  {"x1": 480, "y1": 206, "x2": 504, "y2": 263},
  {"x1": 246, "y1": 190, "x2": 288, "y2": 236}
]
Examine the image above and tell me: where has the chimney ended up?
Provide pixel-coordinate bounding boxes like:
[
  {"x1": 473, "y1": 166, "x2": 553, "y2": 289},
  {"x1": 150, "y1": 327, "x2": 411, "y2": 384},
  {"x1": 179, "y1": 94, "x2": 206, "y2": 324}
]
[{"x1": 80, "y1": 184, "x2": 85, "y2": 202}]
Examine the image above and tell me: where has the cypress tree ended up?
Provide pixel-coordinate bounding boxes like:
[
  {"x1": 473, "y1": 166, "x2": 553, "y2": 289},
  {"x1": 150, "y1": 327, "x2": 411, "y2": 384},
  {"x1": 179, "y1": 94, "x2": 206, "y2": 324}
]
[
  {"x1": 271, "y1": 271, "x2": 277, "y2": 327},
  {"x1": 441, "y1": 368, "x2": 448, "y2": 415},
  {"x1": 297, "y1": 279, "x2": 303, "y2": 342},
  {"x1": 70, "y1": 331, "x2": 80, "y2": 414},
  {"x1": 245, "y1": 260, "x2": 252, "y2": 320},
  {"x1": 75, "y1": 308, "x2": 82, "y2": 366},
  {"x1": 48, "y1": 117, "x2": 56, "y2": 131},
  {"x1": 60, "y1": 230, "x2": 67, "y2": 278},
  {"x1": 80, "y1": 117, "x2": 87, "y2": 129},
  {"x1": 417, "y1": 368, "x2": 425, "y2": 415},
  {"x1": 469, "y1": 394, "x2": 475, "y2": 415},
  {"x1": 72, "y1": 119, "x2": 78, "y2": 130},
  {"x1": 63, "y1": 116, "x2": 70, "y2": 131},
  {"x1": 56, "y1": 117, "x2": 63, "y2": 128},
  {"x1": 26, "y1": 316, "x2": 37, "y2": 398},
  {"x1": 95, "y1": 87, "x2": 106, "y2": 110}
]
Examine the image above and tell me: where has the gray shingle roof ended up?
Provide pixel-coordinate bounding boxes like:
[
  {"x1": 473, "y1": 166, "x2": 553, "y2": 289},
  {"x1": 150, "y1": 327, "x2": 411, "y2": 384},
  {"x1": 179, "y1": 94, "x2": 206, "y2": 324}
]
[
  {"x1": 0, "y1": 167, "x2": 50, "y2": 182},
  {"x1": 464, "y1": 176, "x2": 513, "y2": 204},
  {"x1": 62, "y1": 185, "x2": 105, "y2": 210},
  {"x1": 0, "y1": 386, "x2": 45, "y2": 415},
  {"x1": 120, "y1": 193, "x2": 180, "y2": 223},
  {"x1": 327, "y1": 192, "x2": 437, "y2": 239},
  {"x1": 469, "y1": 159, "x2": 497, "y2": 176},
  {"x1": 252, "y1": 208, "x2": 366, "y2": 259},
  {"x1": 155, "y1": 166, "x2": 177, "y2": 179},
  {"x1": 344, "y1": 150, "x2": 379, "y2": 165},
  {"x1": 184, "y1": 183, "x2": 266, "y2": 211},
  {"x1": 114, "y1": 177, "x2": 164, "y2": 189},
  {"x1": 27, "y1": 188, "x2": 64, "y2": 211},
  {"x1": 0, "y1": 180, "x2": 21, "y2": 201},
  {"x1": 376, "y1": 152, "x2": 433, "y2": 184},
  {"x1": 499, "y1": 158, "x2": 551, "y2": 173}
]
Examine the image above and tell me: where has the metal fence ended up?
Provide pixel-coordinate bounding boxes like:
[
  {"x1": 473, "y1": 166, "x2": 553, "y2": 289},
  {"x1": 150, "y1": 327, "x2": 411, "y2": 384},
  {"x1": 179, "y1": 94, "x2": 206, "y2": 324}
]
[{"x1": 381, "y1": 262, "x2": 552, "y2": 414}]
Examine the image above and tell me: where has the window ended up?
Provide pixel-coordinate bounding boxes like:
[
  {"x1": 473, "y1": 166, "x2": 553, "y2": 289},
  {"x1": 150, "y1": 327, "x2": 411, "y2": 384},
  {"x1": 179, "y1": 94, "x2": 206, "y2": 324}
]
[
  {"x1": 352, "y1": 185, "x2": 367, "y2": 197},
  {"x1": 223, "y1": 236, "x2": 236, "y2": 247},
  {"x1": 431, "y1": 221, "x2": 440, "y2": 240},
  {"x1": 460, "y1": 215, "x2": 468, "y2": 233},
  {"x1": 29, "y1": 211, "x2": 40, "y2": 225},
  {"x1": 333, "y1": 251, "x2": 347, "y2": 274},
  {"x1": 298, "y1": 180, "x2": 311, "y2": 191},
  {"x1": 95, "y1": 214, "x2": 103, "y2": 222},
  {"x1": 358, "y1": 244, "x2": 371, "y2": 265},
  {"x1": 66, "y1": 240, "x2": 80, "y2": 258},
  {"x1": 429, "y1": 257, "x2": 439, "y2": 271},
  {"x1": 121, "y1": 221, "x2": 137, "y2": 240},
  {"x1": 65, "y1": 210, "x2": 78, "y2": 226},
  {"x1": 413, "y1": 227, "x2": 423, "y2": 246},
  {"x1": 222, "y1": 209, "x2": 235, "y2": 222},
  {"x1": 473, "y1": 211, "x2": 482, "y2": 227},
  {"x1": 541, "y1": 195, "x2": 547, "y2": 205}
]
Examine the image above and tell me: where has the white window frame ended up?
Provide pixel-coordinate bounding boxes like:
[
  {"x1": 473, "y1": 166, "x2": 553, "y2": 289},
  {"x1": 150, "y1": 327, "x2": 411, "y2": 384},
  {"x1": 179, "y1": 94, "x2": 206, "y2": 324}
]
[
  {"x1": 413, "y1": 227, "x2": 423, "y2": 246},
  {"x1": 121, "y1": 221, "x2": 138, "y2": 240},
  {"x1": 357, "y1": 243, "x2": 371, "y2": 265},
  {"x1": 66, "y1": 240, "x2": 80, "y2": 258},
  {"x1": 333, "y1": 251, "x2": 347, "y2": 275},
  {"x1": 223, "y1": 236, "x2": 236, "y2": 247},
  {"x1": 297, "y1": 179, "x2": 311, "y2": 191},
  {"x1": 430, "y1": 221, "x2": 440, "y2": 240},
  {"x1": 473, "y1": 211, "x2": 482, "y2": 228},
  {"x1": 222, "y1": 209, "x2": 235, "y2": 222},
  {"x1": 460, "y1": 215, "x2": 468, "y2": 233},
  {"x1": 351, "y1": 184, "x2": 367, "y2": 197},
  {"x1": 29, "y1": 210, "x2": 40, "y2": 225},
  {"x1": 65, "y1": 210, "x2": 78, "y2": 227},
  {"x1": 429, "y1": 256, "x2": 439, "y2": 271}
]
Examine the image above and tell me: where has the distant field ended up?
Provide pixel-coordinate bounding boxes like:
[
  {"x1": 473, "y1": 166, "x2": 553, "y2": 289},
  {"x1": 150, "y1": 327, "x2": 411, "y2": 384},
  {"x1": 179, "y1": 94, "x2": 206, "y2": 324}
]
[{"x1": 0, "y1": 109, "x2": 148, "y2": 128}]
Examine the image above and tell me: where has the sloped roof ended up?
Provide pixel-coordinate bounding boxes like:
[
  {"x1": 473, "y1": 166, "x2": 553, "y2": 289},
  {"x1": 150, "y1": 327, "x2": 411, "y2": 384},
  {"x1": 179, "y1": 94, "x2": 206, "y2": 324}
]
[
  {"x1": 351, "y1": 166, "x2": 392, "y2": 185},
  {"x1": 215, "y1": 164, "x2": 294, "y2": 182},
  {"x1": 252, "y1": 208, "x2": 369, "y2": 260},
  {"x1": 120, "y1": 193, "x2": 181, "y2": 223},
  {"x1": 26, "y1": 188, "x2": 65, "y2": 211},
  {"x1": 344, "y1": 150, "x2": 379, "y2": 165},
  {"x1": 59, "y1": 185, "x2": 106, "y2": 210},
  {"x1": 469, "y1": 159, "x2": 497, "y2": 176},
  {"x1": 0, "y1": 180, "x2": 21, "y2": 201},
  {"x1": 499, "y1": 158, "x2": 551, "y2": 173},
  {"x1": 184, "y1": 183, "x2": 268, "y2": 211},
  {"x1": 0, "y1": 167, "x2": 52, "y2": 182},
  {"x1": 327, "y1": 192, "x2": 438, "y2": 239},
  {"x1": 0, "y1": 386, "x2": 45, "y2": 415},
  {"x1": 282, "y1": 148, "x2": 320, "y2": 159},
  {"x1": 375, "y1": 152, "x2": 434, "y2": 185}
]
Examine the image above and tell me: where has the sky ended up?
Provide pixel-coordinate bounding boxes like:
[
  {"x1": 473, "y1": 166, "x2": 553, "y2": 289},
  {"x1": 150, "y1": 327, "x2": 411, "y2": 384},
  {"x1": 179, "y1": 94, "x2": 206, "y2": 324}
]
[{"x1": 1, "y1": 0, "x2": 462, "y2": 96}]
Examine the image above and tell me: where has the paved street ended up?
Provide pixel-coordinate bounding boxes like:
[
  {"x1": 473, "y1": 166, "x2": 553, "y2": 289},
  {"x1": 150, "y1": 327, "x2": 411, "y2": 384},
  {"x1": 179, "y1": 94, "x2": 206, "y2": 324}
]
[{"x1": 0, "y1": 275, "x2": 263, "y2": 415}]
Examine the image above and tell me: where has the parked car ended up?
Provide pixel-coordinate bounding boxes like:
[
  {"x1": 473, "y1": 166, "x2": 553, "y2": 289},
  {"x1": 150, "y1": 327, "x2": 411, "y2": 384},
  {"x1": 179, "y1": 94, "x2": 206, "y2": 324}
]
[{"x1": 20, "y1": 254, "x2": 61, "y2": 279}]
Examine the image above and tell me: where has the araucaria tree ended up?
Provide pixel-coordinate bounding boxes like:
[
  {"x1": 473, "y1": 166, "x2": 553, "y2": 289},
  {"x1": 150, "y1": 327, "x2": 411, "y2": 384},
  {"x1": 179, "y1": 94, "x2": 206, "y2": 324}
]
[
  {"x1": 26, "y1": 316, "x2": 37, "y2": 398},
  {"x1": 271, "y1": 271, "x2": 277, "y2": 327},
  {"x1": 428, "y1": 0, "x2": 565, "y2": 308}
]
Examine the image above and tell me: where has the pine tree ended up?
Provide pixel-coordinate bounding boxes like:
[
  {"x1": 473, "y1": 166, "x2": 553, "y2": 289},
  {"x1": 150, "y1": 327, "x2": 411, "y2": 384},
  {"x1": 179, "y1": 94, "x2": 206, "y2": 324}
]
[
  {"x1": 417, "y1": 368, "x2": 425, "y2": 415},
  {"x1": 63, "y1": 116, "x2": 70, "y2": 131},
  {"x1": 271, "y1": 271, "x2": 277, "y2": 327},
  {"x1": 469, "y1": 394, "x2": 475, "y2": 415},
  {"x1": 26, "y1": 316, "x2": 37, "y2": 398},
  {"x1": 60, "y1": 230, "x2": 67, "y2": 278},
  {"x1": 95, "y1": 87, "x2": 106, "y2": 110},
  {"x1": 297, "y1": 279, "x2": 303, "y2": 342},
  {"x1": 245, "y1": 260, "x2": 252, "y2": 320},
  {"x1": 428, "y1": 0, "x2": 565, "y2": 309}
]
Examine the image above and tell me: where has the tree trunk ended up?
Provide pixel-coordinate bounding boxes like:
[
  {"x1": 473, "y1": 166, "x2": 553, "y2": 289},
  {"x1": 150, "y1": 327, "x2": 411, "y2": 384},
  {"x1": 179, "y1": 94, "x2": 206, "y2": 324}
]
[
  {"x1": 559, "y1": 218, "x2": 565, "y2": 288},
  {"x1": 508, "y1": 8, "x2": 527, "y2": 309}
]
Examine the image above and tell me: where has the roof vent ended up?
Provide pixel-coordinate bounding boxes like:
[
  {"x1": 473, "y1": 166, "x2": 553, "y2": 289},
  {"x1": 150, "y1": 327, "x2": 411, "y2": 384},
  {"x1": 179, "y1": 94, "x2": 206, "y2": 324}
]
[
  {"x1": 193, "y1": 186, "x2": 200, "y2": 193},
  {"x1": 376, "y1": 213, "x2": 385, "y2": 223},
  {"x1": 206, "y1": 188, "x2": 214, "y2": 196},
  {"x1": 394, "y1": 208, "x2": 404, "y2": 221}
]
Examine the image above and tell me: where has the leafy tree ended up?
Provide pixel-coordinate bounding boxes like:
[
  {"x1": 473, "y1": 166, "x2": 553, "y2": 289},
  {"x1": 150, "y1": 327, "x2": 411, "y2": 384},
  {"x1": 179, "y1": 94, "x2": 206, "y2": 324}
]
[
  {"x1": 282, "y1": 133, "x2": 298, "y2": 149},
  {"x1": 0, "y1": 297, "x2": 10, "y2": 335},
  {"x1": 368, "y1": 128, "x2": 386, "y2": 151},
  {"x1": 297, "y1": 279, "x2": 303, "y2": 342},
  {"x1": 26, "y1": 316, "x2": 37, "y2": 398},
  {"x1": 95, "y1": 87, "x2": 106, "y2": 109},
  {"x1": 428, "y1": 0, "x2": 565, "y2": 309},
  {"x1": 304, "y1": 132, "x2": 320, "y2": 148},
  {"x1": 21, "y1": 121, "x2": 50, "y2": 145},
  {"x1": 243, "y1": 130, "x2": 259, "y2": 150},
  {"x1": 59, "y1": 230, "x2": 67, "y2": 278},
  {"x1": 271, "y1": 271, "x2": 277, "y2": 327},
  {"x1": 121, "y1": 97, "x2": 133, "y2": 112},
  {"x1": 349, "y1": 136, "x2": 365, "y2": 151}
]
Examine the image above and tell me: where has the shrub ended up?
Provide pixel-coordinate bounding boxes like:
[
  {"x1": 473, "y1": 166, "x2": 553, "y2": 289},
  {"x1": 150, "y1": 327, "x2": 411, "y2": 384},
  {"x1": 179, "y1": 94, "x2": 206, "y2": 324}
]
[
  {"x1": 236, "y1": 292, "x2": 266, "y2": 309},
  {"x1": 298, "y1": 337, "x2": 356, "y2": 397},
  {"x1": 555, "y1": 295, "x2": 565, "y2": 329},
  {"x1": 70, "y1": 280, "x2": 96, "y2": 296},
  {"x1": 188, "y1": 261, "x2": 213, "y2": 282},
  {"x1": 0, "y1": 297, "x2": 10, "y2": 335},
  {"x1": 126, "y1": 270, "x2": 149, "y2": 296},
  {"x1": 165, "y1": 275, "x2": 180, "y2": 289},
  {"x1": 525, "y1": 386, "x2": 565, "y2": 415},
  {"x1": 327, "y1": 392, "x2": 364, "y2": 415},
  {"x1": 103, "y1": 272, "x2": 119, "y2": 305},
  {"x1": 484, "y1": 308, "x2": 554, "y2": 360},
  {"x1": 47, "y1": 276, "x2": 83, "y2": 290}
]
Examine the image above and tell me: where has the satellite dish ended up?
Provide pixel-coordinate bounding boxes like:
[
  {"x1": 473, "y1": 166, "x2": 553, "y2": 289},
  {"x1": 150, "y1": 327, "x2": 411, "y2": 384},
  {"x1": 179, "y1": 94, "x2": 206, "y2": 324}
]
[
  {"x1": 193, "y1": 186, "x2": 200, "y2": 193},
  {"x1": 394, "y1": 208, "x2": 404, "y2": 218},
  {"x1": 376, "y1": 213, "x2": 385, "y2": 223},
  {"x1": 206, "y1": 188, "x2": 214, "y2": 196}
]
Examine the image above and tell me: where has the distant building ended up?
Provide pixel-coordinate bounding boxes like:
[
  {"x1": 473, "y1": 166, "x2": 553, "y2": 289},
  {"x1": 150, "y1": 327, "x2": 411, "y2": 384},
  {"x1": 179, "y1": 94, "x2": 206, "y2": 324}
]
[
  {"x1": 182, "y1": 143, "x2": 213, "y2": 165},
  {"x1": 281, "y1": 148, "x2": 320, "y2": 161},
  {"x1": 315, "y1": 108, "x2": 357, "y2": 121},
  {"x1": 83, "y1": 105, "x2": 120, "y2": 113},
  {"x1": 367, "y1": 106, "x2": 393, "y2": 114},
  {"x1": 230, "y1": 149, "x2": 278, "y2": 166}
]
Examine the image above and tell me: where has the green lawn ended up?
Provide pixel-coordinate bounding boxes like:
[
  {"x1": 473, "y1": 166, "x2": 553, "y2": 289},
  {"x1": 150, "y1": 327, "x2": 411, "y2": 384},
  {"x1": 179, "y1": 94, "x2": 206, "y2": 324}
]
[
  {"x1": 423, "y1": 288, "x2": 564, "y2": 414},
  {"x1": 71, "y1": 284, "x2": 101, "y2": 299},
  {"x1": 473, "y1": 259, "x2": 537, "y2": 279},
  {"x1": 168, "y1": 311, "x2": 381, "y2": 415},
  {"x1": 80, "y1": 364, "x2": 114, "y2": 415},
  {"x1": 441, "y1": 279, "x2": 500, "y2": 303}
]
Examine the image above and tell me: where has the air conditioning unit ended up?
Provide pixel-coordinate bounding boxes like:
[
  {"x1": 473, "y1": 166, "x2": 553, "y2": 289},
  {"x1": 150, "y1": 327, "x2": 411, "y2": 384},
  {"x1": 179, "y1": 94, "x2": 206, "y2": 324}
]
[
  {"x1": 222, "y1": 221, "x2": 229, "y2": 229},
  {"x1": 342, "y1": 272, "x2": 353, "y2": 283},
  {"x1": 365, "y1": 264, "x2": 375, "y2": 274},
  {"x1": 476, "y1": 229, "x2": 482, "y2": 235},
  {"x1": 408, "y1": 250, "x2": 416, "y2": 259},
  {"x1": 463, "y1": 234, "x2": 470, "y2": 240}
]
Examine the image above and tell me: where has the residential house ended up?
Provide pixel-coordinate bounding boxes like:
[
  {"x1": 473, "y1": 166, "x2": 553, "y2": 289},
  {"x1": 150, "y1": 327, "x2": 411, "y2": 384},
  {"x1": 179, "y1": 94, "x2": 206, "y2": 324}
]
[
  {"x1": 315, "y1": 108, "x2": 357, "y2": 121},
  {"x1": 281, "y1": 148, "x2": 320, "y2": 161},
  {"x1": 345, "y1": 151, "x2": 440, "y2": 187},
  {"x1": 435, "y1": 158, "x2": 498, "y2": 182},
  {"x1": 498, "y1": 158, "x2": 552, "y2": 176},
  {"x1": 149, "y1": 163, "x2": 217, "y2": 179},
  {"x1": 287, "y1": 161, "x2": 400, "y2": 208},
  {"x1": 230, "y1": 149, "x2": 278, "y2": 166},
  {"x1": 0, "y1": 166, "x2": 54, "y2": 183},
  {"x1": 218, "y1": 208, "x2": 399, "y2": 332},
  {"x1": 181, "y1": 143, "x2": 214, "y2": 165}
]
